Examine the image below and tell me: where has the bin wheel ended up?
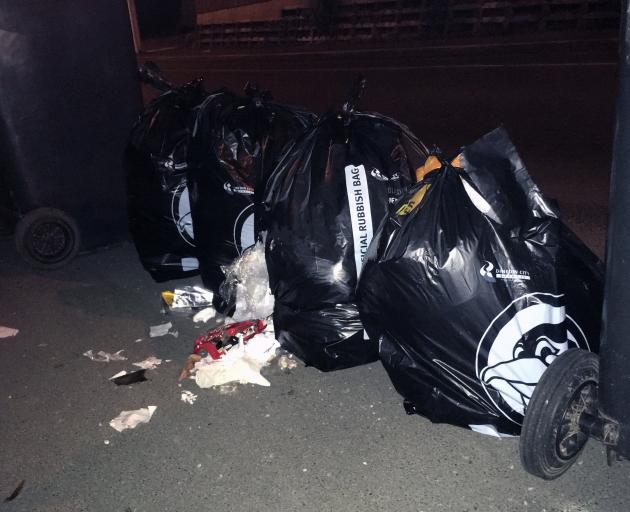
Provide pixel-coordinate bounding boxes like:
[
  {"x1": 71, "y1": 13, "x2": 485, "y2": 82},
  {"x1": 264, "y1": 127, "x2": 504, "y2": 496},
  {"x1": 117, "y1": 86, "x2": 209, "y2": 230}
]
[
  {"x1": 15, "y1": 208, "x2": 81, "y2": 269},
  {"x1": 520, "y1": 348, "x2": 599, "y2": 480}
]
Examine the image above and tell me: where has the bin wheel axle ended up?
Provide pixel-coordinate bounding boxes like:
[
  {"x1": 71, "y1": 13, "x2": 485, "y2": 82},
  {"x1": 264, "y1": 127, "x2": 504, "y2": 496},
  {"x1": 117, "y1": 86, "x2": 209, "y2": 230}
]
[{"x1": 520, "y1": 349, "x2": 600, "y2": 480}]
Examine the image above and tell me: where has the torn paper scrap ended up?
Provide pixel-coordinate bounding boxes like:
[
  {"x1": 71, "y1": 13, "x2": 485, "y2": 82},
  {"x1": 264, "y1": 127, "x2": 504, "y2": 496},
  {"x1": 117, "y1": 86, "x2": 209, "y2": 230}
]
[
  {"x1": 194, "y1": 357, "x2": 271, "y2": 388},
  {"x1": 193, "y1": 307, "x2": 216, "y2": 323},
  {"x1": 109, "y1": 406, "x2": 157, "y2": 432},
  {"x1": 181, "y1": 390, "x2": 197, "y2": 404},
  {"x1": 84, "y1": 350, "x2": 127, "y2": 362},
  {"x1": 132, "y1": 356, "x2": 163, "y2": 370},
  {"x1": 0, "y1": 326, "x2": 18, "y2": 338},
  {"x1": 243, "y1": 332, "x2": 280, "y2": 365},
  {"x1": 149, "y1": 322, "x2": 177, "y2": 338}
]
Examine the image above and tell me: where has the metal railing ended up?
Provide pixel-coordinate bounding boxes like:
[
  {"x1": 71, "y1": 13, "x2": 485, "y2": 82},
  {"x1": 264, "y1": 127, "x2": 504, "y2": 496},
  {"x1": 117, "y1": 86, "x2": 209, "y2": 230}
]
[{"x1": 195, "y1": 0, "x2": 620, "y2": 48}]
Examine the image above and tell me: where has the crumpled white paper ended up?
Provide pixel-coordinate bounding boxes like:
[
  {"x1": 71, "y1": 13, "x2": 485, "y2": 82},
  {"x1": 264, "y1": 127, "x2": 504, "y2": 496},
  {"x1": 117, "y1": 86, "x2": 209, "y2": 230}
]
[
  {"x1": 149, "y1": 322, "x2": 178, "y2": 338},
  {"x1": 0, "y1": 326, "x2": 19, "y2": 338},
  {"x1": 192, "y1": 307, "x2": 216, "y2": 323},
  {"x1": 109, "y1": 406, "x2": 157, "y2": 432},
  {"x1": 193, "y1": 332, "x2": 280, "y2": 389},
  {"x1": 83, "y1": 350, "x2": 127, "y2": 362},
  {"x1": 133, "y1": 356, "x2": 163, "y2": 370}
]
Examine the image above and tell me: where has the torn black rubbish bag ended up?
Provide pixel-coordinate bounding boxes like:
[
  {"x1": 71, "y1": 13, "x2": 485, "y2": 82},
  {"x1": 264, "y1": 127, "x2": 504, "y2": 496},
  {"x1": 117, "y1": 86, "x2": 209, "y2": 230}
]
[{"x1": 188, "y1": 84, "x2": 316, "y2": 303}]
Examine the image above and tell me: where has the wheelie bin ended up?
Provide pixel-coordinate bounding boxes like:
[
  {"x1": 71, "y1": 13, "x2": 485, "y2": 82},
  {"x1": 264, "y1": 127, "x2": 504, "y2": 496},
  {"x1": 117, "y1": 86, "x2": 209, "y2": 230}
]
[{"x1": 0, "y1": 0, "x2": 141, "y2": 268}]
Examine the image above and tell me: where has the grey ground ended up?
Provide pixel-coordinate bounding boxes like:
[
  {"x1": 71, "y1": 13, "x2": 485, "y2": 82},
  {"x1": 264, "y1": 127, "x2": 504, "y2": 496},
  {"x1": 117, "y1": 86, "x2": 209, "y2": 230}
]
[{"x1": 1, "y1": 39, "x2": 628, "y2": 511}]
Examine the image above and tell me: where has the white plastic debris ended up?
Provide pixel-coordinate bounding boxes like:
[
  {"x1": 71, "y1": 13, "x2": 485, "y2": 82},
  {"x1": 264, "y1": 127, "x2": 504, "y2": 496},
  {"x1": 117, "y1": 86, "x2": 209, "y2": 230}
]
[
  {"x1": 149, "y1": 322, "x2": 177, "y2": 338},
  {"x1": 110, "y1": 370, "x2": 128, "y2": 380},
  {"x1": 181, "y1": 390, "x2": 197, "y2": 404},
  {"x1": 133, "y1": 356, "x2": 163, "y2": 370},
  {"x1": 0, "y1": 326, "x2": 18, "y2": 338},
  {"x1": 109, "y1": 406, "x2": 157, "y2": 432},
  {"x1": 193, "y1": 307, "x2": 216, "y2": 323},
  {"x1": 220, "y1": 242, "x2": 274, "y2": 321},
  {"x1": 193, "y1": 332, "x2": 280, "y2": 389},
  {"x1": 83, "y1": 350, "x2": 127, "y2": 362}
]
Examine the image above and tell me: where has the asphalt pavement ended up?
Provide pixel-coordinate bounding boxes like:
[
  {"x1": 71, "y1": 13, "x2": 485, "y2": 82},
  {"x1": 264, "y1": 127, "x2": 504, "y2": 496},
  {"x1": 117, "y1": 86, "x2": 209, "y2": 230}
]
[{"x1": 1, "y1": 38, "x2": 628, "y2": 512}]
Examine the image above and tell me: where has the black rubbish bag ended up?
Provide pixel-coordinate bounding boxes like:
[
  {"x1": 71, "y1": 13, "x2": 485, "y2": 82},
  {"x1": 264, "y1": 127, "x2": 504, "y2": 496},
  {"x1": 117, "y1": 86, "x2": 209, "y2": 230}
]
[
  {"x1": 127, "y1": 66, "x2": 209, "y2": 282},
  {"x1": 189, "y1": 86, "x2": 316, "y2": 300},
  {"x1": 264, "y1": 111, "x2": 429, "y2": 371},
  {"x1": 357, "y1": 127, "x2": 602, "y2": 435}
]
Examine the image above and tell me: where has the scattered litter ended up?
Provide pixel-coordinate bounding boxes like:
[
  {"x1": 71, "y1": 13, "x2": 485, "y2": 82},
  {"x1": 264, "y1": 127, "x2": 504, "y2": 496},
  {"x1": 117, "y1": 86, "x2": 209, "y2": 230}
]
[
  {"x1": 193, "y1": 307, "x2": 216, "y2": 323},
  {"x1": 193, "y1": 320, "x2": 267, "y2": 357},
  {"x1": 110, "y1": 370, "x2": 128, "y2": 380},
  {"x1": 83, "y1": 350, "x2": 127, "y2": 362},
  {"x1": 0, "y1": 326, "x2": 19, "y2": 338},
  {"x1": 4, "y1": 480, "x2": 25, "y2": 502},
  {"x1": 109, "y1": 405, "x2": 157, "y2": 432},
  {"x1": 132, "y1": 356, "x2": 163, "y2": 370},
  {"x1": 218, "y1": 384, "x2": 238, "y2": 395},
  {"x1": 278, "y1": 354, "x2": 298, "y2": 371},
  {"x1": 181, "y1": 390, "x2": 197, "y2": 404},
  {"x1": 110, "y1": 369, "x2": 148, "y2": 386},
  {"x1": 104, "y1": 440, "x2": 110, "y2": 445},
  {"x1": 134, "y1": 338, "x2": 143, "y2": 343},
  {"x1": 162, "y1": 286, "x2": 214, "y2": 311},
  {"x1": 193, "y1": 332, "x2": 280, "y2": 388},
  {"x1": 37, "y1": 343, "x2": 48, "y2": 348},
  {"x1": 149, "y1": 322, "x2": 177, "y2": 338}
]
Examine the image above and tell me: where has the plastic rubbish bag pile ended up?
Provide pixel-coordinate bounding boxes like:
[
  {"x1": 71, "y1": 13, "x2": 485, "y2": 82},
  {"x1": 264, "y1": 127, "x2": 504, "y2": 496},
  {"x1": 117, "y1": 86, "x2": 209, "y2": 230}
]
[{"x1": 127, "y1": 67, "x2": 603, "y2": 436}]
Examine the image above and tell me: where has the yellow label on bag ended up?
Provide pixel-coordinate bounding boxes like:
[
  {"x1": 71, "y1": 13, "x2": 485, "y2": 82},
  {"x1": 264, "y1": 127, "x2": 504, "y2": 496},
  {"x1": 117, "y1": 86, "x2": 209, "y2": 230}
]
[{"x1": 396, "y1": 184, "x2": 430, "y2": 216}]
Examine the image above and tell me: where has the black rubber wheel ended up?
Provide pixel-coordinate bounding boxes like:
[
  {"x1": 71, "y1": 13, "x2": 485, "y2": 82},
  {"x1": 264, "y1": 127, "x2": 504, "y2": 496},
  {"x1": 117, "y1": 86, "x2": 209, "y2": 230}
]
[
  {"x1": 15, "y1": 208, "x2": 81, "y2": 269},
  {"x1": 520, "y1": 348, "x2": 599, "y2": 480}
]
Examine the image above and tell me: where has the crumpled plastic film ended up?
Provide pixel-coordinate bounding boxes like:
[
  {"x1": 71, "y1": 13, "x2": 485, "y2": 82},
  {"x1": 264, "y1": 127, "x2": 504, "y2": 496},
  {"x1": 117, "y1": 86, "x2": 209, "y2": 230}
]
[{"x1": 220, "y1": 241, "x2": 274, "y2": 321}]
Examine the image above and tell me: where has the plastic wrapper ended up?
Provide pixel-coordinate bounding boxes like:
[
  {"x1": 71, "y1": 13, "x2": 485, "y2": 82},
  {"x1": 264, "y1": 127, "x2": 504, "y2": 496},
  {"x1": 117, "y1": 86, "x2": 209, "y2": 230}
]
[
  {"x1": 161, "y1": 285, "x2": 215, "y2": 314},
  {"x1": 264, "y1": 107, "x2": 429, "y2": 371},
  {"x1": 357, "y1": 127, "x2": 602, "y2": 435},
  {"x1": 126, "y1": 65, "x2": 209, "y2": 281},
  {"x1": 188, "y1": 85, "x2": 316, "y2": 300},
  {"x1": 219, "y1": 241, "x2": 274, "y2": 321}
]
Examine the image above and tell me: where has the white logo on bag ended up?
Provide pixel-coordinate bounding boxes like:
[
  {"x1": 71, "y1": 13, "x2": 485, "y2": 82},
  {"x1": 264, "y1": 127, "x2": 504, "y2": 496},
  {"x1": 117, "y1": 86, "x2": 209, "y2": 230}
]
[
  {"x1": 233, "y1": 204, "x2": 255, "y2": 255},
  {"x1": 480, "y1": 260, "x2": 530, "y2": 283},
  {"x1": 475, "y1": 293, "x2": 590, "y2": 424},
  {"x1": 224, "y1": 182, "x2": 254, "y2": 195},
  {"x1": 370, "y1": 168, "x2": 388, "y2": 181},
  {"x1": 171, "y1": 182, "x2": 195, "y2": 247}
]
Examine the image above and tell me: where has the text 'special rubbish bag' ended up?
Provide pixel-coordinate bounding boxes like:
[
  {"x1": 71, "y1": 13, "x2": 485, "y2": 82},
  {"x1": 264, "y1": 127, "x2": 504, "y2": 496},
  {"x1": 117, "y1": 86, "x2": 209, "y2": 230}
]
[
  {"x1": 357, "y1": 127, "x2": 602, "y2": 435},
  {"x1": 264, "y1": 111, "x2": 428, "y2": 371}
]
